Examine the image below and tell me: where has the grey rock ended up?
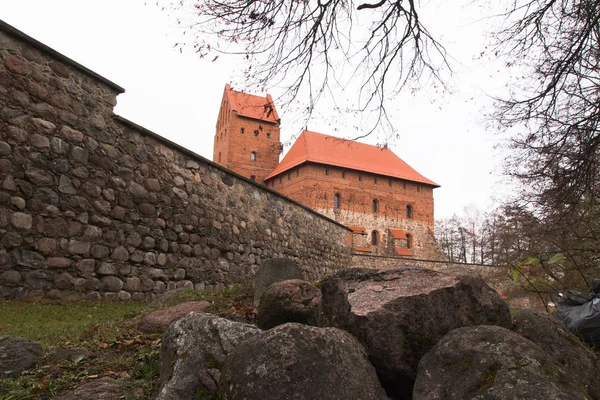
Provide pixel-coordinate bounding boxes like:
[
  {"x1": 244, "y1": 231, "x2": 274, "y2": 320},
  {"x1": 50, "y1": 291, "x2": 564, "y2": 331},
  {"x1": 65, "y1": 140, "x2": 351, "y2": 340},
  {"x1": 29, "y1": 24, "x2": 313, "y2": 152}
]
[
  {"x1": 254, "y1": 257, "x2": 303, "y2": 305},
  {"x1": 101, "y1": 276, "x2": 123, "y2": 292},
  {"x1": 55, "y1": 377, "x2": 123, "y2": 400},
  {"x1": 258, "y1": 279, "x2": 322, "y2": 330},
  {"x1": 320, "y1": 267, "x2": 512, "y2": 399},
  {"x1": 54, "y1": 272, "x2": 76, "y2": 290},
  {"x1": 58, "y1": 175, "x2": 77, "y2": 194},
  {"x1": 111, "y1": 246, "x2": 129, "y2": 262},
  {"x1": 220, "y1": 323, "x2": 388, "y2": 400},
  {"x1": 157, "y1": 312, "x2": 261, "y2": 400},
  {"x1": 97, "y1": 262, "x2": 117, "y2": 276},
  {"x1": 117, "y1": 291, "x2": 131, "y2": 301},
  {"x1": 0, "y1": 270, "x2": 21, "y2": 285},
  {"x1": 68, "y1": 240, "x2": 90, "y2": 255},
  {"x1": 413, "y1": 325, "x2": 592, "y2": 400},
  {"x1": 0, "y1": 336, "x2": 43, "y2": 377},
  {"x1": 10, "y1": 212, "x2": 32, "y2": 229},
  {"x1": 139, "y1": 301, "x2": 210, "y2": 333},
  {"x1": 16, "y1": 249, "x2": 47, "y2": 269},
  {"x1": 513, "y1": 308, "x2": 600, "y2": 398}
]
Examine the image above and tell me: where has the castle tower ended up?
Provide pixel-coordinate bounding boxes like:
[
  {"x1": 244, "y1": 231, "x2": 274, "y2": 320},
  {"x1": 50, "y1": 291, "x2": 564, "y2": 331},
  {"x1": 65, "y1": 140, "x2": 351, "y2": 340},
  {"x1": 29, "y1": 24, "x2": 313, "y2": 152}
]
[{"x1": 213, "y1": 84, "x2": 281, "y2": 184}]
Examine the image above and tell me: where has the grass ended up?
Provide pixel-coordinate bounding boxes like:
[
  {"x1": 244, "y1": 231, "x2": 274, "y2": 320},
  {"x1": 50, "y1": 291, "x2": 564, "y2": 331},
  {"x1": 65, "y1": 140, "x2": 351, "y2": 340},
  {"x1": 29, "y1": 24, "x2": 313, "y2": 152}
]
[
  {"x1": 0, "y1": 285, "x2": 255, "y2": 400},
  {"x1": 0, "y1": 301, "x2": 145, "y2": 347}
]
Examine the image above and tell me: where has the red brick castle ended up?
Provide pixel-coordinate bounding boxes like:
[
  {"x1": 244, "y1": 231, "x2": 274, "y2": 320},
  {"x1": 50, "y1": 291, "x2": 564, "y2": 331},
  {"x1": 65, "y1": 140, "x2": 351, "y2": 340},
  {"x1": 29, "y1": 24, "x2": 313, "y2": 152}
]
[{"x1": 213, "y1": 84, "x2": 442, "y2": 259}]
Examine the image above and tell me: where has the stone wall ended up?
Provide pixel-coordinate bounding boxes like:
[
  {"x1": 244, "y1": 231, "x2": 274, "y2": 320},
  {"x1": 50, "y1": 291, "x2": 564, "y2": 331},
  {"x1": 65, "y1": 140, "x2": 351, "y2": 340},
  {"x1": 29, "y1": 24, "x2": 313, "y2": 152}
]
[{"x1": 0, "y1": 20, "x2": 352, "y2": 301}]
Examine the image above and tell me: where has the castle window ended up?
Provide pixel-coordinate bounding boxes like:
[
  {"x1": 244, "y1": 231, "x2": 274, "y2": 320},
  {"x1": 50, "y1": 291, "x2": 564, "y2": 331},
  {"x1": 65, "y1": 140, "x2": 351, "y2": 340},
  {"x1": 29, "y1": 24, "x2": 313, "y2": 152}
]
[
  {"x1": 417, "y1": 185, "x2": 421, "y2": 193},
  {"x1": 403, "y1": 182, "x2": 407, "y2": 189},
  {"x1": 251, "y1": 152, "x2": 257, "y2": 162},
  {"x1": 359, "y1": 174, "x2": 362, "y2": 182},
  {"x1": 374, "y1": 177, "x2": 378, "y2": 184},
  {"x1": 406, "y1": 205, "x2": 413, "y2": 219},
  {"x1": 254, "y1": 130, "x2": 259, "y2": 136},
  {"x1": 334, "y1": 193, "x2": 341, "y2": 209},
  {"x1": 325, "y1": 168, "x2": 329, "y2": 176},
  {"x1": 342, "y1": 171, "x2": 346, "y2": 179},
  {"x1": 288, "y1": 173, "x2": 291, "y2": 181},
  {"x1": 406, "y1": 233, "x2": 413, "y2": 248},
  {"x1": 267, "y1": 132, "x2": 271, "y2": 139},
  {"x1": 218, "y1": 152, "x2": 222, "y2": 163},
  {"x1": 372, "y1": 199, "x2": 379, "y2": 213},
  {"x1": 250, "y1": 175, "x2": 256, "y2": 182},
  {"x1": 371, "y1": 230, "x2": 379, "y2": 246},
  {"x1": 296, "y1": 169, "x2": 300, "y2": 177},
  {"x1": 240, "y1": 127, "x2": 245, "y2": 134}
]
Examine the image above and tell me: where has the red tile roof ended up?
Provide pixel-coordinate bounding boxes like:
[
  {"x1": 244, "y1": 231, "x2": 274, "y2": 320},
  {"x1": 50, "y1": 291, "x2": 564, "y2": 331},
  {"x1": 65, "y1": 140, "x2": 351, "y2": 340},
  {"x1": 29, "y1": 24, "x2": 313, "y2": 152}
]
[
  {"x1": 353, "y1": 247, "x2": 372, "y2": 253},
  {"x1": 264, "y1": 130, "x2": 439, "y2": 186},
  {"x1": 389, "y1": 228, "x2": 408, "y2": 240},
  {"x1": 225, "y1": 84, "x2": 279, "y2": 123},
  {"x1": 395, "y1": 248, "x2": 413, "y2": 256},
  {"x1": 348, "y1": 225, "x2": 367, "y2": 235}
]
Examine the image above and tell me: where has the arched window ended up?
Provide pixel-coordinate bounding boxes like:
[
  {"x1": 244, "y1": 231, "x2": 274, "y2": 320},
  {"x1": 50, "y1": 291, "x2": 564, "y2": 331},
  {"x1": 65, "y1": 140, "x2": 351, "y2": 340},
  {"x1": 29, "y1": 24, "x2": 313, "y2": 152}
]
[
  {"x1": 406, "y1": 233, "x2": 413, "y2": 249},
  {"x1": 371, "y1": 230, "x2": 379, "y2": 246},
  {"x1": 406, "y1": 205, "x2": 413, "y2": 219},
  {"x1": 250, "y1": 152, "x2": 257, "y2": 162},
  {"x1": 372, "y1": 199, "x2": 379, "y2": 213},
  {"x1": 334, "y1": 193, "x2": 341, "y2": 209}
]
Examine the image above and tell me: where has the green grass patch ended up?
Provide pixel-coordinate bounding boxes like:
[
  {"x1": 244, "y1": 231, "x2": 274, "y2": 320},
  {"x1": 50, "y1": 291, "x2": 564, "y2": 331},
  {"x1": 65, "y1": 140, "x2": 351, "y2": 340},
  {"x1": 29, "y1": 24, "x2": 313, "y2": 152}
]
[
  {"x1": 0, "y1": 286, "x2": 255, "y2": 399},
  {"x1": 0, "y1": 301, "x2": 145, "y2": 348}
]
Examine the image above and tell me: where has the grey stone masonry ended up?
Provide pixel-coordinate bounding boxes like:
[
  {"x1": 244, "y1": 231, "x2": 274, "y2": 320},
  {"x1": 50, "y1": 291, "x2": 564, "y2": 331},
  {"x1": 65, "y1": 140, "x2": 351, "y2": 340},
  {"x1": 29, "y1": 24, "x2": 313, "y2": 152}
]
[{"x1": 0, "y1": 20, "x2": 352, "y2": 301}]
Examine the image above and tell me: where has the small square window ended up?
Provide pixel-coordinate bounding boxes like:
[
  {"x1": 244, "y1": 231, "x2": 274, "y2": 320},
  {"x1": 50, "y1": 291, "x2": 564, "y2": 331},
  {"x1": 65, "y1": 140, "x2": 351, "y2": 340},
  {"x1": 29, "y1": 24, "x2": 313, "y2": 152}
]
[{"x1": 240, "y1": 127, "x2": 245, "y2": 134}]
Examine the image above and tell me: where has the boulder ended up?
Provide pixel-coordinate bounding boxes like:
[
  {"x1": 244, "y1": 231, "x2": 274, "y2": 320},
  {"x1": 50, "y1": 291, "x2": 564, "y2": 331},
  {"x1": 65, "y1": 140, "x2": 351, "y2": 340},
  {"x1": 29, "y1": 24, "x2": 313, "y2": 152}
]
[
  {"x1": 50, "y1": 348, "x2": 96, "y2": 363},
  {"x1": 0, "y1": 336, "x2": 43, "y2": 377},
  {"x1": 413, "y1": 325, "x2": 591, "y2": 400},
  {"x1": 56, "y1": 377, "x2": 122, "y2": 400},
  {"x1": 157, "y1": 312, "x2": 261, "y2": 400},
  {"x1": 257, "y1": 279, "x2": 322, "y2": 329},
  {"x1": 513, "y1": 308, "x2": 600, "y2": 398},
  {"x1": 320, "y1": 267, "x2": 512, "y2": 399},
  {"x1": 138, "y1": 301, "x2": 210, "y2": 333},
  {"x1": 254, "y1": 258, "x2": 302, "y2": 305},
  {"x1": 220, "y1": 323, "x2": 388, "y2": 400}
]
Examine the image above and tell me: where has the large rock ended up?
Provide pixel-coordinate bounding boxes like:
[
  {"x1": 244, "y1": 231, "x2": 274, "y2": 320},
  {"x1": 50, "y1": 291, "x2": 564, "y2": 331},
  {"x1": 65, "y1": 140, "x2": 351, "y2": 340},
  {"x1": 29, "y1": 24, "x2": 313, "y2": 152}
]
[
  {"x1": 138, "y1": 301, "x2": 210, "y2": 333},
  {"x1": 56, "y1": 377, "x2": 122, "y2": 400},
  {"x1": 220, "y1": 323, "x2": 387, "y2": 400},
  {"x1": 414, "y1": 325, "x2": 591, "y2": 399},
  {"x1": 0, "y1": 336, "x2": 43, "y2": 377},
  {"x1": 254, "y1": 258, "x2": 302, "y2": 305},
  {"x1": 157, "y1": 312, "x2": 261, "y2": 400},
  {"x1": 320, "y1": 267, "x2": 512, "y2": 399},
  {"x1": 257, "y1": 279, "x2": 322, "y2": 329},
  {"x1": 513, "y1": 308, "x2": 600, "y2": 398}
]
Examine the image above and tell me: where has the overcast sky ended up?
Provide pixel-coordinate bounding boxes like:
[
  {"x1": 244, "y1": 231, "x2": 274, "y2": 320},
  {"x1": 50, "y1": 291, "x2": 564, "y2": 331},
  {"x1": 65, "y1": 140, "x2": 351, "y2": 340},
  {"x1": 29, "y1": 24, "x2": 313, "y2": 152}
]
[{"x1": 1, "y1": 0, "x2": 514, "y2": 219}]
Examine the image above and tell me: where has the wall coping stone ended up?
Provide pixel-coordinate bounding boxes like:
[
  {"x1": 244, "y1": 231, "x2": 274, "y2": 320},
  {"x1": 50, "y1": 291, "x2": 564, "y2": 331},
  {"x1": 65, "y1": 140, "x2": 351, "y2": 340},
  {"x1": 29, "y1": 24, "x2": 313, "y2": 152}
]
[
  {"x1": 114, "y1": 115, "x2": 352, "y2": 232},
  {"x1": 0, "y1": 19, "x2": 125, "y2": 94}
]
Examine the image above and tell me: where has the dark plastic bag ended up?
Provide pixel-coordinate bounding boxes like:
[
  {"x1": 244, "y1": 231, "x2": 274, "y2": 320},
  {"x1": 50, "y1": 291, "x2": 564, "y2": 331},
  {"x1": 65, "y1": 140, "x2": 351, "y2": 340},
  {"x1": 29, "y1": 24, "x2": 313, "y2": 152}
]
[
  {"x1": 558, "y1": 297, "x2": 600, "y2": 347},
  {"x1": 561, "y1": 290, "x2": 590, "y2": 306}
]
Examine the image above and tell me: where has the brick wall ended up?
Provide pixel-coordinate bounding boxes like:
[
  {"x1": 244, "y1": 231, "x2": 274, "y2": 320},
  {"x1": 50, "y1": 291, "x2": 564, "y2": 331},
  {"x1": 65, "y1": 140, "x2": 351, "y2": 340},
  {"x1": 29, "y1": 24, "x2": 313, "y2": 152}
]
[{"x1": 0, "y1": 21, "x2": 352, "y2": 301}]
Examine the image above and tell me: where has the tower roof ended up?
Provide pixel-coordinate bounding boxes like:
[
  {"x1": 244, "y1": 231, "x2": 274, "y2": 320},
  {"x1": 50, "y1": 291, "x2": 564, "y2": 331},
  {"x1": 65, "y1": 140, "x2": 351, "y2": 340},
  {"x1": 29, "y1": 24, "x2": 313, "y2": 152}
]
[
  {"x1": 264, "y1": 130, "x2": 439, "y2": 187},
  {"x1": 224, "y1": 84, "x2": 279, "y2": 123}
]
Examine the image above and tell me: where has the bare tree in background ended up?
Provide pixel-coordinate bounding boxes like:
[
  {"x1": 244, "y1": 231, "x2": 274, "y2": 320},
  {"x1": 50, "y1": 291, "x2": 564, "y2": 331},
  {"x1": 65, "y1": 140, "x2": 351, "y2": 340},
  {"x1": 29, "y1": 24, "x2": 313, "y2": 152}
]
[
  {"x1": 495, "y1": 0, "x2": 600, "y2": 218},
  {"x1": 161, "y1": 0, "x2": 450, "y2": 137}
]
